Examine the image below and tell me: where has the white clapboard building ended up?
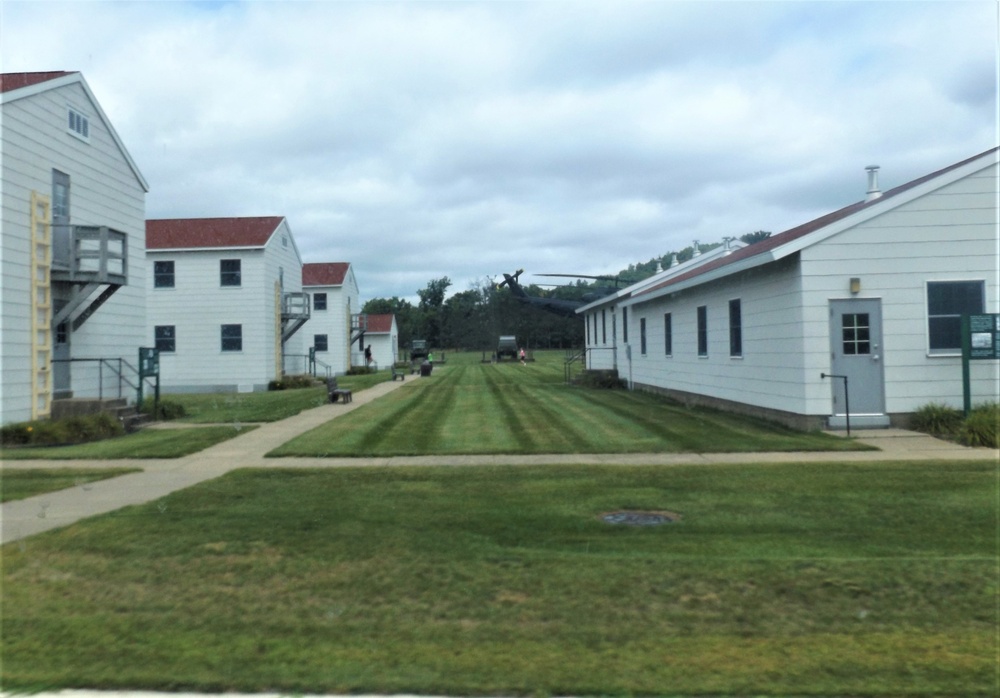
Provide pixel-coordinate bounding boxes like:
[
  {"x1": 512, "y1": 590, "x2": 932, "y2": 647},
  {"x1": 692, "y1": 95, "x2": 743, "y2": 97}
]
[
  {"x1": 581, "y1": 149, "x2": 999, "y2": 429},
  {"x1": 145, "y1": 216, "x2": 309, "y2": 393},
  {"x1": 1, "y1": 72, "x2": 149, "y2": 425}
]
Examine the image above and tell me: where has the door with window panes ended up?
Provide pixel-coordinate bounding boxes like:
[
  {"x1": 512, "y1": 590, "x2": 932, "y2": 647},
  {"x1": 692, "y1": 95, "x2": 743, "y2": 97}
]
[{"x1": 828, "y1": 299, "x2": 885, "y2": 417}]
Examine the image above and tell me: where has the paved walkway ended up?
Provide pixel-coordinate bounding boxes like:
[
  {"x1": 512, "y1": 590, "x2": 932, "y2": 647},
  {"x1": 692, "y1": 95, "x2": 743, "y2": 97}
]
[{"x1": 2, "y1": 376, "x2": 997, "y2": 545}]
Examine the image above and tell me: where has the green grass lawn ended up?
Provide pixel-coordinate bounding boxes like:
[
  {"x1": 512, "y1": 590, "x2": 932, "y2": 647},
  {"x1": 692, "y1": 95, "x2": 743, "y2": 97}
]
[
  {"x1": 1, "y1": 468, "x2": 141, "y2": 502},
  {"x1": 0, "y1": 425, "x2": 254, "y2": 460},
  {"x1": 270, "y1": 351, "x2": 870, "y2": 456},
  {"x1": 164, "y1": 371, "x2": 390, "y2": 423},
  {"x1": 3, "y1": 460, "x2": 995, "y2": 695}
]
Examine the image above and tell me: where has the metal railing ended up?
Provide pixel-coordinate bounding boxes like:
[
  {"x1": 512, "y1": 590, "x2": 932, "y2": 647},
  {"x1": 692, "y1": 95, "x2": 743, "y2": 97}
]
[{"x1": 50, "y1": 356, "x2": 154, "y2": 406}]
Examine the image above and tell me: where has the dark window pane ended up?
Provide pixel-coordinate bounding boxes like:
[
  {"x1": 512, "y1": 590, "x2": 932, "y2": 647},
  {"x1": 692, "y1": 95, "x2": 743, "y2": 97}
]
[
  {"x1": 220, "y1": 259, "x2": 241, "y2": 287},
  {"x1": 221, "y1": 324, "x2": 242, "y2": 351}
]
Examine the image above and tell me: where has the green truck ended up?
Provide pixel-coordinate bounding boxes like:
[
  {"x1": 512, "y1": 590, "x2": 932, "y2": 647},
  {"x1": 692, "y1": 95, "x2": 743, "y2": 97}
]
[{"x1": 410, "y1": 339, "x2": 429, "y2": 361}]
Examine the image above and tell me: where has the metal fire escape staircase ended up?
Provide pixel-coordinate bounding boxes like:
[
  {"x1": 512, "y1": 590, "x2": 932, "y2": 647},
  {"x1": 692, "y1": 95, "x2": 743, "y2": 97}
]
[
  {"x1": 351, "y1": 313, "x2": 368, "y2": 347},
  {"x1": 50, "y1": 225, "x2": 128, "y2": 331},
  {"x1": 281, "y1": 292, "x2": 311, "y2": 342}
]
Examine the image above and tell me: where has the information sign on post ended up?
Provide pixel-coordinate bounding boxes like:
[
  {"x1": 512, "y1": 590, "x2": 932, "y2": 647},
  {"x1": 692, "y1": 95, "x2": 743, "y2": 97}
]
[
  {"x1": 961, "y1": 314, "x2": 1000, "y2": 415},
  {"x1": 137, "y1": 347, "x2": 161, "y2": 415}
]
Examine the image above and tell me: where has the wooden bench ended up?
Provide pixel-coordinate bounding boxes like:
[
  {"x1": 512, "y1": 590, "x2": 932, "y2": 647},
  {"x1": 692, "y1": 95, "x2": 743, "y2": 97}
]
[
  {"x1": 391, "y1": 366, "x2": 405, "y2": 381},
  {"x1": 326, "y1": 377, "x2": 353, "y2": 403}
]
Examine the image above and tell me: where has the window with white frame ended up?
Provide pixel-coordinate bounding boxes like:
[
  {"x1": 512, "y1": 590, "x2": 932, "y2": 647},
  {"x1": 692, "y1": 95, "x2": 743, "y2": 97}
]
[
  {"x1": 154, "y1": 260, "x2": 175, "y2": 288},
  {"x1": 313, "y1": 293, "x2": 327, "y2": 310},
  {"x1": 640, "y1": 317, "x2": 647, "y2": 355},
  {"x1": 927, "y1": 280, "x2": 985, "y2": 354},
  {"x1": 221, "y1": 324, "x2": 242, "y2": 352},
  {"x1": 220, "y1": 259, "x2": 241, "y2": 287},
  {"x1": 664, "y1": 312, "x2": 672, "y2": 356},
  {"x1": 697, "y1": 305, "x2": 708, "y2": 357},
  {"x1": 729, "y1": 299, "x2": 742, "y2": 357},
  {"x1": 314, "y1": 334, "x2": 328, "y2": 352},
  {"x1": 155, "y1": 325, "x2": 176, "y2": 353}
]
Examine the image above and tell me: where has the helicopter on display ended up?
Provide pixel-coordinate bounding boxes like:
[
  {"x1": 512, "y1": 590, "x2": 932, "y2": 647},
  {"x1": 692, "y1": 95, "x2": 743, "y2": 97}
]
[{"x1": 496, "y1": 268, "x2": 620, "y2": 318}]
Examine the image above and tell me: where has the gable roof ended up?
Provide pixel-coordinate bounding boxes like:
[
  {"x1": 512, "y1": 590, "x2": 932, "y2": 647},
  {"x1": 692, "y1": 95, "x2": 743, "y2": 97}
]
[
  {"x1": 365, "y1": 314, "x2": 396, "y2": 334},
  {"x1": 1, "y1": 71, "x2": 149, "y2": 192},
  {"x1": 302, "y1": 262, "x2": 350, "y2": 287},
  {"x1": 626, "y1": 147, "x2": 1000, "y2": 306},
  {"x1": 146, "y1": 217, "x2": 285, "y2": 250}
]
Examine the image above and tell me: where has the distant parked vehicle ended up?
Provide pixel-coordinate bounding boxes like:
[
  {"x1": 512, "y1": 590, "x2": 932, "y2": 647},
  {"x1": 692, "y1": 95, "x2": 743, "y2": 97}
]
[
  {"x1": 496, "y1": 335, "x2": 518, "y2": 361},
  {"x1": 410, "y1": 339, "x2": 429, "y2": 361}
]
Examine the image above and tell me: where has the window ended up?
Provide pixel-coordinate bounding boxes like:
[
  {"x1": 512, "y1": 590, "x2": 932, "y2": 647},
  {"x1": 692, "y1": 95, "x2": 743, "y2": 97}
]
[
  {"x1": 729, "y1": 299, "x2": 742, "y2": 357},
  {"x1": 155, "y1": 325, "x2": 176, "y2": 353},
  {"x1": 313, "y1": 293, "x2": 327, "y2": 310},
  {"x1": 927, "y1": 281, "x2": 985, "y2": 354},
  {"x1": 55, "y1": 322, "x2": 68, "y2": 345},
  {"x1": 154, "y1": 260, "x2": 175, "y2": 288},
  {"x1": 220, "y1": 259, "x2": 241, "y2": 287},
  {"x1": 640, "y1": 318, "x2": 647, "y2": 355},
  {"x1": 623, "y1": 307, "x2": 629, "y2": 344},
  {"x1": 67, "y1": 107, "x2": 89, "y2": 141},
  {"x1": 602, "y1": 309, "x2": 607, "y2": 344},
  {"x1": 842, "y1": 314, "x2": 871, "y2": 355},
  {"x1": 314, "y1": 334, "x2": 328, "y2": 352},
  {"x1": 586, "y1": 313, "x2": 591, "y2": 344},
  {"x1": 221, "y1": 324, "x2": 242, "y2": 352},
  {"x1": 697, "y1": 305, "x2": 708, "y2": 357},
  {"x1": 664, "y1": 313, "x2": 672, "y2": 356}
]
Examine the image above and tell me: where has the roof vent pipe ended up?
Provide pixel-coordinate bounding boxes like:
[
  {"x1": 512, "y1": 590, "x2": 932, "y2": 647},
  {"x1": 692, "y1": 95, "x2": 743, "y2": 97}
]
[{"x1": 865, "y1": 165, "x2": 881, "y2": 202}]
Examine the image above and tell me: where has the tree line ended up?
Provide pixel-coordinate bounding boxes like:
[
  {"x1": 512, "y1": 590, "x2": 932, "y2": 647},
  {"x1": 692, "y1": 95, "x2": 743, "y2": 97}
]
[{"x1": 362, "y1": 232, "x2": 770, "y2": 353}]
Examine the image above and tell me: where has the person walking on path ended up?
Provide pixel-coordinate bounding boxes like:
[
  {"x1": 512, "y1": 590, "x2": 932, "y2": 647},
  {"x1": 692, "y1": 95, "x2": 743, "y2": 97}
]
[{"x1": 519, "y1": 348, "x2": 526, "y2": 365}]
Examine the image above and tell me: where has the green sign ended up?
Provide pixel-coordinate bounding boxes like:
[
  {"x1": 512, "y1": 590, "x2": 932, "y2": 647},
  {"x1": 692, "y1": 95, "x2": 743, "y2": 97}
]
[
  {"x1": 961, "y1": 314, "x2": 999, "y2": 416},
  {"x1": 968, "y1": 314, "x2": 1000, "y2": 360},
  {"x1": 139, "y1": 347, "x2": 160, "y2": 377}
]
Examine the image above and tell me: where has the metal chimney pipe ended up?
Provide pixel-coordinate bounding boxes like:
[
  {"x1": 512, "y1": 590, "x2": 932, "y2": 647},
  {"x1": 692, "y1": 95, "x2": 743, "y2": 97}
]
[{"x1": 865, "y1": 165, "x2": 881, "y2": 202}]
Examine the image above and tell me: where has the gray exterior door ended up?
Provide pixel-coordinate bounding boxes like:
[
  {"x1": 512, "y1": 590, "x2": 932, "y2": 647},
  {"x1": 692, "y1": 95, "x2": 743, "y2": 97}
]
[
  {"x1": 828, "y1": 299, "x2": 887, "y2": 426},
  {"x1": 52, "y1": 171, "x2": 72, "y2": 397}
]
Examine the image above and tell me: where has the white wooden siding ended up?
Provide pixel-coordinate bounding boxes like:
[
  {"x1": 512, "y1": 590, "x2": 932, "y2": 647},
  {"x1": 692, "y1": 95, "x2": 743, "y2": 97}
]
[
  {"x1": 799, "y1": 161, "x2": 999, "y2": 414},
  {"x1": 2, "y1": 81, "x2": 146, "y2": 423},
  {"x1": 148, "y1": 223, "x2": 309, "y2": 392},
  {"x1": 624, "y1": 158, "x2": 998, "y2": 423}
]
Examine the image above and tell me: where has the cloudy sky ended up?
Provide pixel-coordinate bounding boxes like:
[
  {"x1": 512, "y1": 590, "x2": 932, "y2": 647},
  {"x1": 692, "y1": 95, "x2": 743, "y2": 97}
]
[{"x1": 3, "y1": 1, "x2": 996, "y2": 303}]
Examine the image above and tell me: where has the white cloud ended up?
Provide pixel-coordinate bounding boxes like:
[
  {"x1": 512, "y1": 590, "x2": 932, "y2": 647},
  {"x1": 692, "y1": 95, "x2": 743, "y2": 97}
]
[{"x1": 2, "y1": 0, "x2": 995, "y2": 302}]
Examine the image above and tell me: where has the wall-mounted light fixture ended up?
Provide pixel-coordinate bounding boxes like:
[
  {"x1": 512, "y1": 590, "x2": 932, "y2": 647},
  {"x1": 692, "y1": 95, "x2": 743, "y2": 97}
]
[{"x1": 849, "y1": 277, "x2": 861, "y2": 294}]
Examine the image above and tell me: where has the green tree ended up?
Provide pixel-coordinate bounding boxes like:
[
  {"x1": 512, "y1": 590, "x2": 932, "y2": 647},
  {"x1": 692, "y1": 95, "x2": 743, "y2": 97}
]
[
  {"x1": 740, "y1": 230, "x2": 772, "y2": 245},
  {"x1": 416, "y1": 276, "x2": 452, "y2": 347}
]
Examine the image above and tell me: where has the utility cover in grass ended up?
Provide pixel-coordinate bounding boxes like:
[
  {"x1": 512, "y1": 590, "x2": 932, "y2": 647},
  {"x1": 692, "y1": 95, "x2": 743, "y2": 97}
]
[{"x1": 601, "y1": 510, "x2": 681, "y2": 526}]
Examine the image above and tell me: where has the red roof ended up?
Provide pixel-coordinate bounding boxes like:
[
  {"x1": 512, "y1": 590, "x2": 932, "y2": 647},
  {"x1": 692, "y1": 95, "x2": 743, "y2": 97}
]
[
  {"x1": 0, "y1": 71, "x2": 76, "y2": 93},
  {"x1": 634, "y1": 148, "x2": 1000, "y2": 299},
  {"x1": 365, "y1": 314, "x2": 395, "y2": 333},
  {"x1": 146, "y1": 217, "x2": 284, "y2": 250},
  {"x1": 302, "y1": 262, "x2": 350, "y2": 286}
]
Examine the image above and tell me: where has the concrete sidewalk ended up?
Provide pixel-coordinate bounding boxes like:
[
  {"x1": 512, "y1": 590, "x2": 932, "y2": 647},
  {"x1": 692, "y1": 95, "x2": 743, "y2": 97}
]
[{"x1": 3, "y1": 374, "x2": 997, "y2": 545}]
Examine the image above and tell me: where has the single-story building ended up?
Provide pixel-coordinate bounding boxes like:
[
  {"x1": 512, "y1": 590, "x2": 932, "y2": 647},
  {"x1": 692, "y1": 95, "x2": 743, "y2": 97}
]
[
  {"x1": 360, "y1": 313, "x2": 400, "y2": 369},
  {"x1": 581, "y1": 148, "x2": 999, "y2": 430}
]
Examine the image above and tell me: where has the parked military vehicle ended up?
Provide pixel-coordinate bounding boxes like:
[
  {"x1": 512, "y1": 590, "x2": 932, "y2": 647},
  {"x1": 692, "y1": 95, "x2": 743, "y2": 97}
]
[
  {"x1": 496, "y1": 335, "x2": 518, "y2": 360},
  {"x1": 410, "y1": 339, "x2": 429, "y2": 361}
]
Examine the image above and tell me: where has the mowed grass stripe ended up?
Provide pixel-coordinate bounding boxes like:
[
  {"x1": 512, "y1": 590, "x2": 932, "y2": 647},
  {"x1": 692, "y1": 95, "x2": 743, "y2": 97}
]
[{"x1": 268, "y1": 352, "x2": 868, "y2": 457}]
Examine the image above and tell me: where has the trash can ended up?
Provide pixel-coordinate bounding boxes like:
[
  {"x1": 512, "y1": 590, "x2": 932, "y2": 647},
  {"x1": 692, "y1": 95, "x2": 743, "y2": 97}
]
[{"x1": 420, "y1": 361, "x2": 433, "y2": 377}]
